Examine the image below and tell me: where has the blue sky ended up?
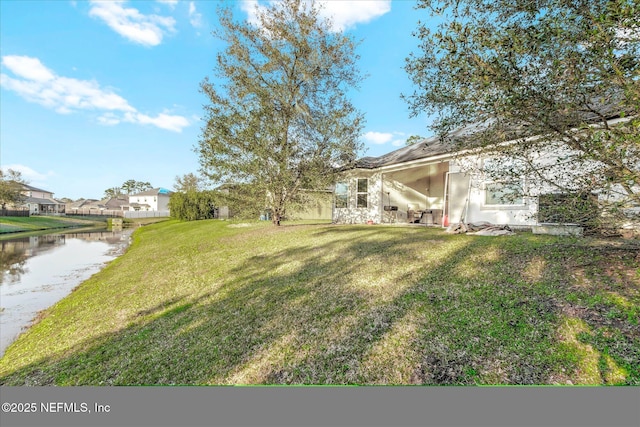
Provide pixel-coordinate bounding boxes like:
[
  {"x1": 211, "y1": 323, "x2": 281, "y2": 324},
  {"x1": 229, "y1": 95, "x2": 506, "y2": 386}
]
[{"x1": 1, "y1": 0, "x2": 434, "y2": 200}]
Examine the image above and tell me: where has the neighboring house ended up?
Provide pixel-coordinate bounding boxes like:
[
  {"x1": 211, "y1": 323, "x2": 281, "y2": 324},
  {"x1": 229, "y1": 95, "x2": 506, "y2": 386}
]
[
  {"x1": 333, "y1": 122, "x2": 638, "y2": 230},
  {"x1": 293, "y1": 190, "x2": 333, "y2": 221},
  {"x1": 67, "y1": 196, "x2": 131, "y2": 214},
  {"x1": 102, "y1": 196, "x2": 130, "y2": 211},
  {"x1": 128, "y1": 188, "x2": 173, "y2": 211},
  {"x1": 18, "y1": 184, "x2": 65, "y2": 215},
  {"x1": 214, "y1": 184, "x2": 333, "y2": 221},
  {"x1": 66, "y1": 198, "x2": 99, "y2": 213}
]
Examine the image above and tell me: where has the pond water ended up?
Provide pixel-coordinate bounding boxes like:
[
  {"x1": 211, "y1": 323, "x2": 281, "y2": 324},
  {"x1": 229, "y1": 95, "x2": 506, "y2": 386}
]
[{"x1": 0, "y1": 229, "x2": 132, "y2": 356}]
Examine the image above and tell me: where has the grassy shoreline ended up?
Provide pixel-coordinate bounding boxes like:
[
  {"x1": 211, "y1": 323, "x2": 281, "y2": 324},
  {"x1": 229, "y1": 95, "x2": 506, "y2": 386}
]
[
  {"x1": 0, "y1": 220, "x2": 638, "y2": 385},
  {"x1": 0, "y1": 216, "x2": 104, "y2": 237},
  {"x1": 0, "y1": 216, "x2": 169, "y2": 240}
]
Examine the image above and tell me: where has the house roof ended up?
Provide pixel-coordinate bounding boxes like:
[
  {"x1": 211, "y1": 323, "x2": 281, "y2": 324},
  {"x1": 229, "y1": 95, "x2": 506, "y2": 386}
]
[
  {"x1": 67, "y1": 199, "x2": 99, "y2": 208},
  {"x1": 23, "y1": 196, "x2": 64, "y2": 205},
  {"x1": 131, "y1": 187, "x2": 173, "y2": 197},
  {"x1": 354, "y1": 136, "x2": 454, "y2": 169},
  {"x1": 20, "y1": 183, "x2": 53, "y2": 194},
  {"x1": 352, "y1": 100, "x2": 631, "y2": 171},
  {"x1": 101, "y1": 196, "x2": 129, "y2": 209},
  {"x1": 352, "y1": 123, "x2": 486, "y2": 169}
]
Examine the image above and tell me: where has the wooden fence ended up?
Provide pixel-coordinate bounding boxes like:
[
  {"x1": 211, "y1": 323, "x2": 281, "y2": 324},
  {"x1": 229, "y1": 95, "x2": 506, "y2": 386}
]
[{"x1": 0, "y1": 209, "x2": 29, "y2": 217}]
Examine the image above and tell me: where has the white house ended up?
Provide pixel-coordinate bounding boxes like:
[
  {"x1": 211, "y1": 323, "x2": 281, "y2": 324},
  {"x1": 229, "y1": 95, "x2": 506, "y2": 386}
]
[
  {"x1": 128, "y1": 188, "x2": 173, "y2": 212},
  {"x1": 333, "y1": 124, "x2": 638, "y2": 231},
  {"x1": 334, "y1": 134, "x2": 480, "y2": 227},
  {"x1": 19, "y1": 184, "x2": 65, "y2": 215}
]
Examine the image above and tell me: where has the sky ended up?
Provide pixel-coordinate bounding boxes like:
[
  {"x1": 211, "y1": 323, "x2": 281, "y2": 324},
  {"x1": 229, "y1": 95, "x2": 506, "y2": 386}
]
[{"x1": 1, "y1": 0, "x2": 435, "y2": 200}]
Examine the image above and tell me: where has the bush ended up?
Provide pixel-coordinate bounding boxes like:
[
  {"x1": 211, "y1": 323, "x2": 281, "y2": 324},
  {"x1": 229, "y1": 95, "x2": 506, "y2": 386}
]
[
  {"x1": 169, "y1": 191, "x2": 220, "y2": 221},
  {"x1": 538, "y1": 192, "x2": 600, "y2": 229}
]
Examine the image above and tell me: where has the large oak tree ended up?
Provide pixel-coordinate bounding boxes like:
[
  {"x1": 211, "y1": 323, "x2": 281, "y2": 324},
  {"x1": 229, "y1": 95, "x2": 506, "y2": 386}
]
[
  {"x1": 198, "y1": 0, "x2": 364, "y2": 225},
  {"x1": 405, "y1": 0, "x2": 639, "y2": 229}
]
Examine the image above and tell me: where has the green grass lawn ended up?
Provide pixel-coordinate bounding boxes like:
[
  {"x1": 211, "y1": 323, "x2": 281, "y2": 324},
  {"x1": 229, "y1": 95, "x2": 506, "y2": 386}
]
[
  {"x1": 0, "y1": 216, "x2": 101, "y2": 234},
  {"x1": 0, "y1": 220, "x2": 638, "y2": 385}
]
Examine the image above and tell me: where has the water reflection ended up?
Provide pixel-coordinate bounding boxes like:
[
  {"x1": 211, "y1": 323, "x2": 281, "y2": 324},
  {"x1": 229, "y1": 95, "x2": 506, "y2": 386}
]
[
  {"x1": 0, "y1": 229, "x2": 131, "y2": 356},
  {"x1": 1, "y1": 235, "x2": 66, "y2": 285}
]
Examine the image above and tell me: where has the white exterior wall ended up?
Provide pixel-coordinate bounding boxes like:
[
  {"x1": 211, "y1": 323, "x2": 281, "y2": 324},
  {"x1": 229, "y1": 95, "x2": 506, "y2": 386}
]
[
  {"x1": 426, "y1": 165, "x2": 447, "y2": 212},
  {"x1": 129, "y1": 195, "x2": 158, "y2": 211},
  {"x1": 466, "y1": 184, "x2": 538, "y2": 226},
  {"x1": 26, "y1": 203, "x2": 39, "y2": 215},
  {"x1": 333, "y1": 171, "x2": 383, "y2": 224},
  {"x1": 157, "y1": 195, "x2": 170, "y2": 211},
  {"x1": 129, "y1": 194, "x2": 170, "y2": 211},
  {"x1": 26, "y1": 190, "x2": 53, "y2": 199},
  {"x1": 448, "y1": 156, "x2": 540, "y2": 227},
  {"x1": 334, "y1": 134, "x2": 638, "y2": 228},
  {"x1": 333, "y1": 157, "x2": 540, "y2": 227},
  {"x1": 333, "y1": 164, "x2": 449, "y2": 225}
]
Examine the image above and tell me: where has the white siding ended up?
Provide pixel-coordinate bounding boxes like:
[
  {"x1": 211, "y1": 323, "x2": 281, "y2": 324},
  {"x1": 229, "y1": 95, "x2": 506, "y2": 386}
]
[{"x1": 157, "y1": 195, "x2": 170, "y2": 211}]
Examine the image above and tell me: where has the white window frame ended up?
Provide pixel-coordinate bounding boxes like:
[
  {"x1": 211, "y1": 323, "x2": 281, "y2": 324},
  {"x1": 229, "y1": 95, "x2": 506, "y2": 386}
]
[
  {"x1": 481, "y1": 157, "x2": 526, "y2": 209},
  {"x1": 356, "y1": 178, "x2": 368, "y2": 208},
  {"x1": 482, "y1": 180, "x2": 526, "y2": 208},
  {"x1": 334, "y1": 182, "x2": 349, "y2": 209}
]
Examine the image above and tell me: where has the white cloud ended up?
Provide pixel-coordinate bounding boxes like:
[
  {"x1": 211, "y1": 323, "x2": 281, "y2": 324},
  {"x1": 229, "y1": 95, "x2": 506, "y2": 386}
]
[
  {"x1": 88, "y1": 0, "x2": 176, "y2": 47},
  {"x1": 1, "y1": 164, "x2": 54, "y2": 183},
  {"x1": 316, "y1": 0, "x2": 391, "y2": 31},
  {"x1": 363, "y1": 131, "x2": 394, "y2": 145},
  {"x1": 391, "y1": 131, "x2": 407, "y2": 146},
  {"x1": 1, "y1": 56, "x2": 134, "y2": 114},
  {"x1": 156, "y1": 0, "x2": 179, "y2": 9},
  {"x1": 1, "y1": 55, "x2": 189, "y2": 132},
  {"x1": 1, "y1": 55, "x2": 55, "y2": 82},
  {"x1": 124, "y1": 111, "x2": 191, "y2": 133},
  {"x1": 240, "y1": 1, "x2": 265, "y2": 27},
  {"x1": 240, "y1": 0, "x2": 390, "y2": 32},
  {"x1": 188, "y1": 2, "x2": 203, "y2": 28},
  {"x1": 97, "y1": 112, "x2": 121, "y2": 126}
]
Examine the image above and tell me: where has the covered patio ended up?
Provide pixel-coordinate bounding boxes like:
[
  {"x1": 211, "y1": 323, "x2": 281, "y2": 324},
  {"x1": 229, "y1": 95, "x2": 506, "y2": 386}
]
[
  {"x1": 380, "y1": 161, "x2": 449, "y2": 225},
  {"x1": 24, "y1": 197, "x2": 66, "y2": 215}
]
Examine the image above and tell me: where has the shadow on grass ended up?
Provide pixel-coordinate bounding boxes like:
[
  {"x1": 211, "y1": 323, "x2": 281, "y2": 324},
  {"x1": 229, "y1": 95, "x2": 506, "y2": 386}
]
[{"x1": 1, "y1": 226, "x2": 638, "y2": 385}]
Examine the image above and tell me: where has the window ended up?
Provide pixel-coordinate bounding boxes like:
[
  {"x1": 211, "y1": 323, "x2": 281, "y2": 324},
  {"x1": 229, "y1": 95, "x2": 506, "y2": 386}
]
[
  {"x1": 482, "y1": 157, "x2": 525, "y2": 206},
  {"x1": 484, "y1": 181, "x2": 524, "y2": 206},
  {"x1": 356, "y1": 179, "x2": 368, "y2": 208},
  {"x1": 335, "y1": 182, "x2": 348, "y2": 208}
]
